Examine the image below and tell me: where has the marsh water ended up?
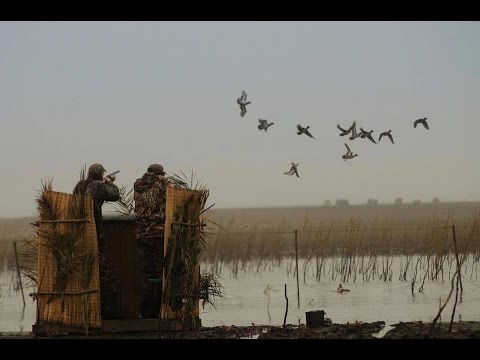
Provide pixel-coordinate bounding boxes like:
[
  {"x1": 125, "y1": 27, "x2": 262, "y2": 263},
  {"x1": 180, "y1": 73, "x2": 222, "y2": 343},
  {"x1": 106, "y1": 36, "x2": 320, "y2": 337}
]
[{"x1": 1, "y1": 258, "x2": 480, "y2": 333}]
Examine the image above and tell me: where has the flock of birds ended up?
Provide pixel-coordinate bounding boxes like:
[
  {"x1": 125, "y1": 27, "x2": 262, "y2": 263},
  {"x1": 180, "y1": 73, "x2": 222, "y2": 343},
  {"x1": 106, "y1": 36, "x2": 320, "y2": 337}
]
[{"x1": 237, "y1": 90, "x2": 430, "y2": 178}]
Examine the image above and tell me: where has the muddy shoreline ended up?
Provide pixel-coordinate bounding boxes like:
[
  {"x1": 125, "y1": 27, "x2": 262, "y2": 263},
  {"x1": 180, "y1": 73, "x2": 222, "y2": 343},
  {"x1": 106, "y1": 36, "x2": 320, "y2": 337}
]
[{"x1": 2, "y1": 321, "x2": 480, "y2": 339}]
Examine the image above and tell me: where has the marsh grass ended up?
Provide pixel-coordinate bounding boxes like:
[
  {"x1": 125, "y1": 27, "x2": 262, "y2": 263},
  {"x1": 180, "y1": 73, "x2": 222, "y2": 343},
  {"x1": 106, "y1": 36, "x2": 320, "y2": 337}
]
[
  {"x1": 201, "y1": 211, "x2": 480, "y2": 285},
  {"x1": 3, "y1": 203, "x2": 480, "y2": 290}
]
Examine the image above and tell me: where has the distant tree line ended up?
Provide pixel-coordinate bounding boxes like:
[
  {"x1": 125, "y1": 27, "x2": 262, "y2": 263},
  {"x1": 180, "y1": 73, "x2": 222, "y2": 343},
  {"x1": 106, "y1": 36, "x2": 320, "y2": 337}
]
[{"x1": 321, "y1": 197, "x2": 440, "y2": 206}]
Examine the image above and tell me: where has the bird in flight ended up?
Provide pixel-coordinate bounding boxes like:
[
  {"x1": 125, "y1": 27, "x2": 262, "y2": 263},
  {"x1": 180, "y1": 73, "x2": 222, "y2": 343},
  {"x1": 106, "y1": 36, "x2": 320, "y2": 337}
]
[
  {"x1": 337, "y1": 121, "x2": 356, "y2": 137},
  {"x1": 359, "y1": 127, "x2": 377, "y2": 144},
  {"x1": 258, "y1": 119, "x2": 274, "y2": 132},
  {"x1": 237, "y1": 90, "x2": 251, "y2": 117},
  {"x1": 284, "y1": 162, "x2": 300, "y2": 177},
  {"x1": 297, "y1": 124, "x2": 316, "y2": 139},
  {"x1": 414, "y1": 117, "x2": 429, "y2": 130},
  {"x1": 349, "y1": 122, "x2": 362, "y2": 140},
  {"x1": 342, "y1": 143, "x2": 358, "y2": 161},
  {"x1": 379, "y1": 130, "x2": 394, "y2": 144}
]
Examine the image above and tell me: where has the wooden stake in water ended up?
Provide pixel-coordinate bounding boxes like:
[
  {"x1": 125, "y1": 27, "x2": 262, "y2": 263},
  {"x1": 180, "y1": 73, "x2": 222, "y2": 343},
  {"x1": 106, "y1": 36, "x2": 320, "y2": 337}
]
[
  {"x1": 13, "y1": 241, "x2": 26, "y2": 306},
  {"x1": 295, "y1": 229, "x2": 300, "y2": 309},
  {"x1": 452, "y1": 225, "x2": 463, "y2": 296},
  {"x1": 283, "y1": 284, "x2": 288, "y2": 329}
]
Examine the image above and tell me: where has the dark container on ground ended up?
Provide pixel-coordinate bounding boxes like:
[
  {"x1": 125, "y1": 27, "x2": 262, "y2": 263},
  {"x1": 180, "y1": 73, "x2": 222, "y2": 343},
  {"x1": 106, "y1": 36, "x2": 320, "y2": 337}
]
[{"x1": 306, "y1": 310, "x2": 325, "y2": 328}]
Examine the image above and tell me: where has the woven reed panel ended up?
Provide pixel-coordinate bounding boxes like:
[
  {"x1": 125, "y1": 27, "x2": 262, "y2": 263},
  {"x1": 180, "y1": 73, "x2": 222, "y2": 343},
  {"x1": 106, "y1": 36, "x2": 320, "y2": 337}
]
[
  {"x1": 103, "y1": 217, "x2": 143, "y2": 318},
  {"x1": 161, "y1": 186, "x2": 201, "y2": 320},
  {"x1": 37, "y1": 191, "x2": 102, "y2": 328}
]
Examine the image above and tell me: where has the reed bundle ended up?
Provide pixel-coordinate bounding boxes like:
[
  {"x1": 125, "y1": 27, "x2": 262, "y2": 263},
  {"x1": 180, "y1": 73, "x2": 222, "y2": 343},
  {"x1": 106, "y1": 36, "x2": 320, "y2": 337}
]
[
  {"x1": 161, "y1": 172, "x2": 222, "y2": 329},
  {"x1": 35, "y1": 178, "x2": 101, "y2": 331}
]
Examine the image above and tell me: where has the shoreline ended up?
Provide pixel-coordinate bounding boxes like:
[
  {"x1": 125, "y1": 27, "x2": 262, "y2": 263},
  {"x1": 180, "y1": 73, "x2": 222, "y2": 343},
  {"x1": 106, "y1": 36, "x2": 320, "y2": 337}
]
[{"x1": 1, "y1": 321, "x2": 480, "y2": 339}]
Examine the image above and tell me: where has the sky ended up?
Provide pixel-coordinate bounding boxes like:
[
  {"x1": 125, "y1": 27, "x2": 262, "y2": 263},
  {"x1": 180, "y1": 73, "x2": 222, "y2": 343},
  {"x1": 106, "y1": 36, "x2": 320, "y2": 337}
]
[{"x1": 1, "y1": 21, "x2": 480, "y2": 217}]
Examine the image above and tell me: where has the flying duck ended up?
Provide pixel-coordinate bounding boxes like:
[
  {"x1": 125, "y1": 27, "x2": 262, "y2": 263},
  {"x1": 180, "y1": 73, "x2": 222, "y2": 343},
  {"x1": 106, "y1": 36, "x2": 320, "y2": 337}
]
[
  {"x1": 237, "y1": 90, "x2": 251, "y2": 117},
  {"x1": 379, "y1": 130, "x2": 394, "y2": 144},
  {"x1": 297, "y1": 124, "x2": 316, "y2": 139},
  {"x1": 337, "y1": 121, "x2": 356, "y2": 136},
  {"x1": 349, "y1": 122, "x2": 362, "y2": 140},
  {"x1": 414, "y1": 117, "x2": 429, "y2": 130},
  {"x1": 284, "y1": 162, "x2": 300, "y2": 177},
  {"x1": 258, "y1": 119, "x2": 274, "y2": 132},
  {"x1": 359, "y1": 127, "x2": 377, "y2": 144},
  {"x1": 342, "y1": 143, "x2": 358, "y2": 161}
]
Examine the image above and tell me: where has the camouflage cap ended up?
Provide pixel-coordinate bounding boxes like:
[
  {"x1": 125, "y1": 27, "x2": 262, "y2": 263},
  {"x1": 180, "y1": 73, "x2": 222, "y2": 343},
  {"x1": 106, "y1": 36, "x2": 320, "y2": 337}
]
[
  {"x1": 88, "y1": 163, "x2": 106, "y2": 180},
  {"x1": 147, "y1": 164, "x2": 166, "y2": 176}
]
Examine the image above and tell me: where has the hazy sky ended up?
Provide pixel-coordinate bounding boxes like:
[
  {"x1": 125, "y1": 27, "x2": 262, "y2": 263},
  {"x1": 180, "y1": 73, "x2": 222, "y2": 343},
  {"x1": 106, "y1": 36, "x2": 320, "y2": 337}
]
[{"x1": 1, "y1": 21, "x2": 480, "y2": 217}]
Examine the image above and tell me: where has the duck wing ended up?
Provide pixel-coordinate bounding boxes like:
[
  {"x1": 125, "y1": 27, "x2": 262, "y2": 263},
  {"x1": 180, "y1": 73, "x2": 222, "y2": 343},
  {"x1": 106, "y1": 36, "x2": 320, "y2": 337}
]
[
  {"x1": 292, "y1": 164, "x2": 300, "y2": 177},
  {"x1": 388, "y1": 133, "x2": 394, "y2": 144},
  {"x1": 337, "y1": 124, "x2": 348, "y2": 133},
  {"x1": 367, "y1": 133, "x2": 377, "y2": 144},
  {"x1": 240, "y1": 106, "x2": 246, "y2": 117},
  {"x1": 344, "y1": 143, "x2": 352, "y2": 155},
  {"x1": 347, "y1": 121, "x2": 356, "y2": 132},
  {"x1": 305, "y1": 130, "x2": 316, "y2": 139}
]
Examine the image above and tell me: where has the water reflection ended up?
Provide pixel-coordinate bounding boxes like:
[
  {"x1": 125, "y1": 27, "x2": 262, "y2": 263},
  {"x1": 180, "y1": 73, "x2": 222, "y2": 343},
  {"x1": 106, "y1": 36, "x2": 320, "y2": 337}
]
[{"x1": 1, "y1": 257, "x2": 480, "y2": 333}]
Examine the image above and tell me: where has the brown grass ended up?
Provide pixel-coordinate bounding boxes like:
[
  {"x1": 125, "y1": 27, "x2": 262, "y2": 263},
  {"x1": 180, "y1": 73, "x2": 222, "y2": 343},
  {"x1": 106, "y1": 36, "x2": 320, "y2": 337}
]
[
  {"x1": 2, "y1": 201, "x2": 480, "y2": 286},
  {"x1": 200, "y1": 202, "x2": 480, "y2": 284}
]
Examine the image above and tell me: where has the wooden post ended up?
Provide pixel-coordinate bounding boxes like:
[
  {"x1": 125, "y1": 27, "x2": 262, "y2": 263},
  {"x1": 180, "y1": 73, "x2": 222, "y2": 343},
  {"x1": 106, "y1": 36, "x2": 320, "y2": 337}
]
[
  {"x1": 449, "y1": 275, "x2": 460, "y2": 332},
  {"x1": 13, "y1": 241, "x2": 26, "y2": 306},
  {"x1": 295, "y1": 229, "x2": 300, "y2": 309},
  {"x1": 439, "y1": 297, "x2": 442, "y2": 324},
  {"x1": 283, "y1": 284, "x2": 288, "y2": 329},
  {"x1": 451, "y1": 225, "x2": 463, "y2": 295}
]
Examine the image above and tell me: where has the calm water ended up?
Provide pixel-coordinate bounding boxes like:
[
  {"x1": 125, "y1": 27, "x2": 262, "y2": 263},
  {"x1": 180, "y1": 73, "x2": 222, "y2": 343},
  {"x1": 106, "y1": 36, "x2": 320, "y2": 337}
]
[{"x1": 1, "y1": 258, "x2": 480, "y2": 333}]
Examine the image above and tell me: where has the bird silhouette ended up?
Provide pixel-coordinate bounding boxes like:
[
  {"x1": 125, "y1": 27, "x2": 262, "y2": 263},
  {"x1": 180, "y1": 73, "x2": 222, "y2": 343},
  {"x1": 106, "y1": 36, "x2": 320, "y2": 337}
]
[
  {"x1": 359, "y1": 127, "x2": 377, "y2": 144},
  {"x1": 284, "y1": 162, "x2": 300, "y2": 177},
  {"x1": 349, "y1": 122, "x2": 362, "y2": 140},
  {"x1": 337, "y1": 121, "x2": 356, "y2": 137},
  {"x1": 297, "y1": 124, "x2": 316, "y2": 139},
  {"x1": 237, "y1": 90, "x2": 251, "y2": 117},
  {"x1": 258, "y1": 119, "x2": 274, "y2": 132},
  {"x1": 414, "y1": 117, "x2": 429, "y2": 130},
  {"x1": 379, "y1": 130, "x2": 394, "y2": 144},
  {"x1": 342, "y1": 143, "x2": 358, "y2": 161}
]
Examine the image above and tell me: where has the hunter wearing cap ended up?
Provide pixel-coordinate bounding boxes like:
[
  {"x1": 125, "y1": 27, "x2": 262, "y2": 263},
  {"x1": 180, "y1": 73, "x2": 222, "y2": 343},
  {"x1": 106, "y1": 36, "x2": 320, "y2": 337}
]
[
  {"x1": 134, "y1": 163, "x2": 170, "y2": 318},
  {"x1": 73, "y1": 163, "x2": 120, "y2": 318}
]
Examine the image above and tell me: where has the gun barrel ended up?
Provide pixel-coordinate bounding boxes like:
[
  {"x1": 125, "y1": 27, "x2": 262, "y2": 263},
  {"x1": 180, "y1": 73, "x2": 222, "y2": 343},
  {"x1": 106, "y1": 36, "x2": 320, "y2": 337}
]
[{"x1": 107, "y1": 170, "x2": 120, "y2": 177}]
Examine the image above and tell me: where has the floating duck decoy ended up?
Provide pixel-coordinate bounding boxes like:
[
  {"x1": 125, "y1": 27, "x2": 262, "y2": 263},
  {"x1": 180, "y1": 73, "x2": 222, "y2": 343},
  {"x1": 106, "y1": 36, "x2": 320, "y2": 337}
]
[
  {"x1": 414, "y1": 117, "x2": 429, "y2": 130},
  {"x1": 258, "y1": 119, "x2": 274, "y2": 132},
  {"x1": 283, "y1": 162, "x2": 300, "y2": 177},
  {"x1": 359, "y1": 127, "x2": 377, "y2": 144},
  {"x1": 342, "y1": 143, "x2": 358, "y2": 161},
  {"x1": 379, "y1": 130, "x2": 394, "y2": 144},
  {"x1": 297, "y1": 124, "x2": 316, "y2": 139},
  {"x1": 237, "y1": 90, "x2": 251, "y2": 117},
  {"x1": 337, "y1": 283, "x2": 351, "y2": 293}
]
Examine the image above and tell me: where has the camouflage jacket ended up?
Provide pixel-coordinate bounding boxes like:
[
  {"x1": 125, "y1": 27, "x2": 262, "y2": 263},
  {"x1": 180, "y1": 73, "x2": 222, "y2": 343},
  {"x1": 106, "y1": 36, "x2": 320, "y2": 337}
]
[
  {"x1": 74, "y1": 179, "x2": 120, "y2": 246},
  {"x1": 134, "y1": 172, "x2": 170, "y2": 240}
]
